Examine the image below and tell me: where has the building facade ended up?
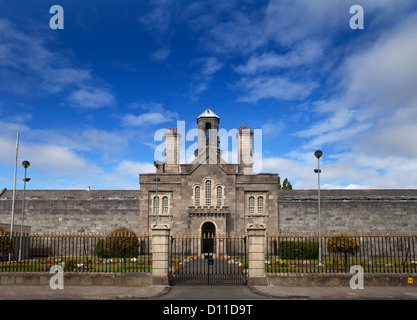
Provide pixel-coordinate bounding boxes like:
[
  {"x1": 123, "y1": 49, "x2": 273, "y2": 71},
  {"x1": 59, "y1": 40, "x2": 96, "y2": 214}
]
[
  {"x1": 1, "y1": 109, "x2": 416, "y2": 235},
  {"x1": 138, "y1": 109, "x2": 279, "y2": 236}
]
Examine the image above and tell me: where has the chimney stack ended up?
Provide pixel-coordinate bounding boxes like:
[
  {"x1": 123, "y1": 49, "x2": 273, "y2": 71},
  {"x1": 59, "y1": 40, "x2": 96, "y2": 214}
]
[
  {"x1": 164, "y1": 127, "x2": 180, "y2": 173},
  {"x1": 236, "y1": 125, "x2": 253, "y2": 174}
]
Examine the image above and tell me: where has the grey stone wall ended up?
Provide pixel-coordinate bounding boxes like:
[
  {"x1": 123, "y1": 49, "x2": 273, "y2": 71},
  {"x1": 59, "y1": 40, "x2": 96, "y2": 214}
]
[
  {"x1": 277, "y1": 189, "x2": 417, "y2": 232},
  {"x1": 1, "y1": 188, "x2": 416, "y2": 234},
  {"x1": 0, "y1": 190, "x2": 140, "y2": 234}
]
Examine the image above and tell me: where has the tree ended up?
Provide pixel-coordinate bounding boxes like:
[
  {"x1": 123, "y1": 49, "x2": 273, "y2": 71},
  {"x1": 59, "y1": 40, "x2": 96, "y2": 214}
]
[
  {"x1": 0, "y1": 227, "x2": 12, "y2": 256},
  {"x1": 278, "y1": 177, "x2": 293, "y2": 190},
  {"x1": 282, "y1": 178, "x2": 293, "y2": 190},
  {"x1": 326, "y1": 233, "x2": 360, "y2": 271},
  {"x1": 105, "y1": 227, "x2": 139, "y2": 259}
]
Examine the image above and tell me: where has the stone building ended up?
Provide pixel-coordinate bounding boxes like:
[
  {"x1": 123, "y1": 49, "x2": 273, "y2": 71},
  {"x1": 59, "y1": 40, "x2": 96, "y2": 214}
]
[
  {"x1": 138, "y1": 109, "x2": 279, "y2": 236},
  {"x1": 0, "y1": 109, "x2": 416, "y2": 234}
]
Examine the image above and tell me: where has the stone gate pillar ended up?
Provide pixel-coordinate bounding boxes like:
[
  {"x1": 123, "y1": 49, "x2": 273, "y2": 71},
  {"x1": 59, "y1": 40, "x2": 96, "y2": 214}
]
[
  {"x1": 247, "y1": 224, "x2": 267, "y2": 286},
  {"x1": 151, "y1": 225, "x2": 171, "y2": 285}
]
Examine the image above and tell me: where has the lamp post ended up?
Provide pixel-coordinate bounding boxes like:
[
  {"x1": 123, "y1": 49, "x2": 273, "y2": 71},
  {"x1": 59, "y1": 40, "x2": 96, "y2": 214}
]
[
  {"x1": 18, "y1": 160, "x2": 30, "y2": 261},
  {"x1": 153, "y1": 160, "x2": 163, "y2": 227},
  {"x1": 314, "y1": 150, "x2": 322, "y2": 266}
]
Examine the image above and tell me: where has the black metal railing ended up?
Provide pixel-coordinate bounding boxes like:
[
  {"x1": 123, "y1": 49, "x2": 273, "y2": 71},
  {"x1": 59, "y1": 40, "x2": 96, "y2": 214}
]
[
  {"x1": 266, "y1": 231, "x2": 417, "y2": 273},
  {"x1": 0, "y1": 232, "x2": 151, "y2": 272}
]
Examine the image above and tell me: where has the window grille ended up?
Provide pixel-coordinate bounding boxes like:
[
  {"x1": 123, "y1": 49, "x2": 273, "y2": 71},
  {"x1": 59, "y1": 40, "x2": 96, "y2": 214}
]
[
  {"x1": 162, "y1": 196, "x2": 169, "y2": 213},
  {"x1": 205, "y1": 180, "x2": 212, "y2": 206},
  {"x1": 195, "y1": 186, "x2": 200, "y2": 206},
  {"x1": 153, "y1": 196, "x2": 159, "y2": 214},
  {"x1": 249, "y1": 196, "x2": 255, "y2": 214},
  {"x1": 258, "y1": 196, "x2": 264, "y2": 214},
  {"x1": 217, "y1": 186, "x2": 222, "y2": 206}
]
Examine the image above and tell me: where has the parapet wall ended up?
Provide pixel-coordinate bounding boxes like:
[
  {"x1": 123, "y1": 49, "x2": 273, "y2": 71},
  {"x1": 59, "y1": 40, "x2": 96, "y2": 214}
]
[
  {"x1": 276, "y1": 190, "x2": 417, "y2": 232},
  {"x1": 0, "y1": 190, "x2": 140, "y2": 233},
  {"x1": 0, "y1": 189, "x2": 416, "y2": 233}
]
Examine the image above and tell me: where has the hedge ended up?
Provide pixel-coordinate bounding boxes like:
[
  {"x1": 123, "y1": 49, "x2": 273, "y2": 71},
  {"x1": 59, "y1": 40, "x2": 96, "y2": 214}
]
[{"x1": 278, "y1": 241, "x2": 319, "y2": 259}]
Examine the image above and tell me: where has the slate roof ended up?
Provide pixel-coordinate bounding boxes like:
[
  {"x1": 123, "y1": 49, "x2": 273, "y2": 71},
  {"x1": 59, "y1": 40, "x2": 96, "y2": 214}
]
[{"x1": 197, "y1": 108, "x2": 220, "y2": 119}]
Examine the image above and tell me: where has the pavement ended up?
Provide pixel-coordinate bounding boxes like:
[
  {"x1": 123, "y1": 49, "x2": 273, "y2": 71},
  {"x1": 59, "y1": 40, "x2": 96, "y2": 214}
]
[{"x1": 0, "y1": 284, "x2": 416, "y2": 300}]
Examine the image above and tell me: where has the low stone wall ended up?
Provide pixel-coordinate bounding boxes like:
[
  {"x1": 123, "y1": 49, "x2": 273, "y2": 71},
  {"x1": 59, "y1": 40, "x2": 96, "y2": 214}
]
[
  {"x1": 0, "y1": 272, "x2": 152, "y2": 286},
  {"x1": 266, "y1": 273, "x2": 417, "y2": 286}
]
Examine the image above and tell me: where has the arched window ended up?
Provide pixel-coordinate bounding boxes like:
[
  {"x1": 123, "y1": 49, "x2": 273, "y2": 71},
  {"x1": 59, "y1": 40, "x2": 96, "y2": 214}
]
[
  {"x1": 162, "y1": 196, "x2": 169, "y2": 214},
  {"x1": 257, "y1": 196, "x2": 264, "y2": 214},
  {"x1": 205, "y1": 180, "x2": 212, "y2": 206},
  {"x1": 249, "y1": 196, "x2": 255, "y2": 214},
  {"x1": 153, "y1": 196, "x2": 159, "y2": 214},
  {"x1": 205, "y1": 122, "x2": 211, "y2": 141},
  {"x1": 195, "y1": 186, "x2": 200, "y2": 206},
  {"x1": 216, "y1": 186, "x2": 222, "y2": 206}
]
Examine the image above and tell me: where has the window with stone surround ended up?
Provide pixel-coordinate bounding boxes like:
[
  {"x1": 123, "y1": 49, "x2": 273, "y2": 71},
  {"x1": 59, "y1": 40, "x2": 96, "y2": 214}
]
[
  {"x1": 257, "y1": 196, "x2": 264, "y2": 214},
  {"x1": 205, "y1": 180, "x2": 212, "y2": 206},
  {"x1": 246, "y1": 193, "x2": 267, "y2": 216},
  {"x1": 153, "y1": 196, "x2": 159, "y2": 215},
  {"x1": 249, "y1": 196, "x2": 255, "y2": 214},
  {"x1": 162, "y1": 196, "x2": 169, "y2": 214},
  {"x1": 216, "y1": 186, "x2": 223, "y2": 206},
  {"x1": 194, "y1": 186, "x2": 200, "y2": 206},
  {"x1": 193, "y1": 178, "x2": 225, "y2": 208}
]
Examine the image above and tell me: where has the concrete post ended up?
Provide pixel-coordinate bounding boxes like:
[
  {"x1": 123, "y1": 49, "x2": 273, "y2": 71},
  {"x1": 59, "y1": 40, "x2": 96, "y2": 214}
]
[
  {"x1": 151, "y1": 225, "x2": 170, "y2": 285},
  {"x1": 247, "y1": 224, "x2": 267, "y2": 286}
]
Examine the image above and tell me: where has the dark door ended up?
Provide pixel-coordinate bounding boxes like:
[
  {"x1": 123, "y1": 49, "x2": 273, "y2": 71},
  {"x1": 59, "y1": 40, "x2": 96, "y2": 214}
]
[{"x1": 202, "y1": 222, "x2": 215, "y2": 253}]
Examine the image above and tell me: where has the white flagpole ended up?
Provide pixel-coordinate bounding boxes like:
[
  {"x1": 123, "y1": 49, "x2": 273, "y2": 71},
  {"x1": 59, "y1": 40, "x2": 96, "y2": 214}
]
[{"x1": 9, "y1": 132, "x2": 19, "y2": 261}]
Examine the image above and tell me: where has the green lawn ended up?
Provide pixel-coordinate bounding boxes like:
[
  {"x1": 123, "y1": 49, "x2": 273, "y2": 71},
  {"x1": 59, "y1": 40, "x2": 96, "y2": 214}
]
[
  {"x1": 265, "y1": 258, "x2": 417, "y2": 273},
  {"x1": 0, "y1": 257, "x2": 152, "y2": 272}
]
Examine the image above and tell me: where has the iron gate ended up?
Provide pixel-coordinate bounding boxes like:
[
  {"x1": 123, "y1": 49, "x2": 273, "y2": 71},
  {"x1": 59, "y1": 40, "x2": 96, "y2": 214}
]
[{"x1": 168, "y1": 234, "x2": 248, "y2": 285}]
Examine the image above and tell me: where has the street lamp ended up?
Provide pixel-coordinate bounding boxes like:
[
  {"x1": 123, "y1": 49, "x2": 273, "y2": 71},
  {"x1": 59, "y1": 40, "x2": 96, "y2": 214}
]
[
  {"x1": 18, "y1": 160, "x2": 30, "y2": 261},
  {"x1": 314, "y1": 150, "x2": 322, "y2": 266},
  {"x1": 153, "y1": 160, "x2": 163, "y2": 227}
]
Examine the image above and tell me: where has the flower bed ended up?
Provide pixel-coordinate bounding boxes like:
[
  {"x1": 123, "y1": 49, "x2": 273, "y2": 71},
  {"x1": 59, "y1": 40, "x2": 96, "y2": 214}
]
[
  {"x1": 265, "y1": 258, "x2": 417, "y2": 273},
  {"x1": 0, "y1": 257, "x2": 152, "y2": 272}
]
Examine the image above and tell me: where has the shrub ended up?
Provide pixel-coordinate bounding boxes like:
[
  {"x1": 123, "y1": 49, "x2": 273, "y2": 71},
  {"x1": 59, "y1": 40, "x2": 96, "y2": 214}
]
[
  {"x1": 326, "y1": 233, "x2": 360, "y2": 271},
  {"x1": 326, "y1": 233, "x2": 360, "y2": 255},
  {"x1": 278, "y1": 241, "x2": 319, "y2": 259},
  {"x1": 95, "y1": 239, "x2": 111, "y2": 258},
  {"x1": 105, "y1": 227, "x2": 139, "y2": 258},
  {"x1": 0, "y1": 227, "x2": 12, "y2": 254}
]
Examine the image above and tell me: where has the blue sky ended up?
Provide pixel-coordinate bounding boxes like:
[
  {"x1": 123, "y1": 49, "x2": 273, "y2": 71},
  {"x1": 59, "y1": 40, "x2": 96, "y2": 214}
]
[{"x1": 1, "y1": 0, "x2": 417, "y2": 190}]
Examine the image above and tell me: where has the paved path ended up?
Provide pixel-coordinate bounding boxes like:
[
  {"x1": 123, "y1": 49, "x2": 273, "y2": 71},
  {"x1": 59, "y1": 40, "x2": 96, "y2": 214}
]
[
  {"x1": 158, "y1": 286, "x2": 270, "y2": 300},
  {"x1": 0, "y1": 284, "x2": 416, "y2": 300}
]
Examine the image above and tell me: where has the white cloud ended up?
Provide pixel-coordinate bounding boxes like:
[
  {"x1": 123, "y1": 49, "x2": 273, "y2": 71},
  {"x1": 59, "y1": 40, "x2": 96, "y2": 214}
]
[
  {"x1": 122, "y1": 112, "x2": 174, "y2": 127},
  {"x1": 19, "y1": 142, "x2": 93, "y2": 175},
  {"x1": 234, "y1": 40, "x2": 325, "y2": 75},
  {"x1": 0, "y1": 19, "x2": 115, "y2": 108},
  {"x1": 121, "y1": 104, "x2": 178, "y2": 127},
  {"x1": 237, "y1": 75, "x2": 318, "y2": 102},
  {"x1": 68, "y1": 87, "x2": 115, "y2": 109},
  {"x1": 0, "y1": 19, "x2": 91, "y2": 95},
  {"x1": 115, "y1": 160, "x2": 155, "y2": 176},
  {"x1": 149, "y1": 47, "x2": 170, "y2": 61}
]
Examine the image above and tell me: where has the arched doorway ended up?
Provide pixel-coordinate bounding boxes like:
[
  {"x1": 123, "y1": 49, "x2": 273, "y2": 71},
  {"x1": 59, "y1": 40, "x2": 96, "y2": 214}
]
[{"x1": 201, "y1": 222, "x2": 215, "y2": 253}]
